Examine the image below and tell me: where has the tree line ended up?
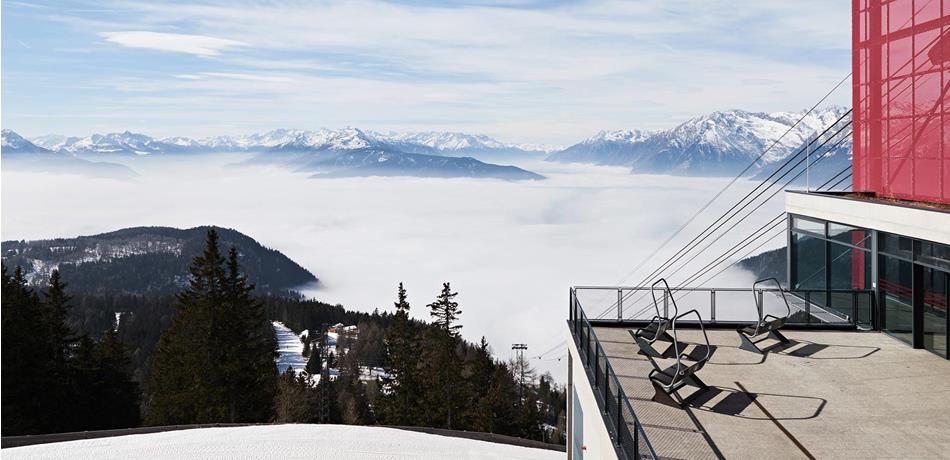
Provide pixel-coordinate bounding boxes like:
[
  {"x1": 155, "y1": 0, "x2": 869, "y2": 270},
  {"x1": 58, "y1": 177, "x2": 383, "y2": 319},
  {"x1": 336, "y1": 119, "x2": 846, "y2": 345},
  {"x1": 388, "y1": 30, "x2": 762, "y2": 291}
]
[{"x1": 1, "y1": 228, "x2": 565, "y2": 445}]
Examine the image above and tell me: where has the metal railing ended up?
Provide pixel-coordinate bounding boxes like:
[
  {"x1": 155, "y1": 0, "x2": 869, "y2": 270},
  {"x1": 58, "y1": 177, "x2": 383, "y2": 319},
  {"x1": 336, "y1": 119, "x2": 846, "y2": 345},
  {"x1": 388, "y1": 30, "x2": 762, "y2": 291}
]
[
  {"x1": 569, "y1": 288, "x2": 658, "y2": 460},
  {"x1": 574, "y1": 286, "x2": 876, "y2": 329}
]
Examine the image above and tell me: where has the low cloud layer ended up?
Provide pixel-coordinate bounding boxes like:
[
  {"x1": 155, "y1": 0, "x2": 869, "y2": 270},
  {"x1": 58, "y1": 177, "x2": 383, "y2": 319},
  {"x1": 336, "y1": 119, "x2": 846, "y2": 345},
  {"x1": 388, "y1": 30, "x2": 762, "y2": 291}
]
[{"x1": 1, "y1": 159, "x2": 783, "y2": 379}]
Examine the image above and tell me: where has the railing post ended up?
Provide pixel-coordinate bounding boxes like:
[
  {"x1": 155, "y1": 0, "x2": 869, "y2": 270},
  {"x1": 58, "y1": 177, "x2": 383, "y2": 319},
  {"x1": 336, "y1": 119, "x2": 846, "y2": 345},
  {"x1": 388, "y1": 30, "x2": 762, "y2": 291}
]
[
  {"x1": 616, "y1": 391, "x2": 623, "y2": 447},
  {"x1": 617, "y1": 288, "x2": 623, "y2": 322},
  {"x1": 710, "y1": 290, "x2": 716, "y2": 323},
  {"x1": 805, "y1": 292, "x2": 812, "y2": 324},
  {"x1": 594, "y1": 345, "x2": 600, "y2": 389},
  {"x1": 851, "y1": 291, "x2": 860, "y2": 326},
  {"x1": 634, "y1": 422, "x2": 639, "y2": 457},
  {"x1": 663, "y1": 290, "x2": 669, "y2": 318},
  {"x1": 757, "y1": 290, "x2": 764, "y2": 318}
]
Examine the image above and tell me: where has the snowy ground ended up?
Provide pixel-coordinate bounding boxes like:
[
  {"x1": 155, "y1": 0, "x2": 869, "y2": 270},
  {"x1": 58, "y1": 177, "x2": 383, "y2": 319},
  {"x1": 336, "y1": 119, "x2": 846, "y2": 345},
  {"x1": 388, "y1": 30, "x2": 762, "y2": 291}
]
[
  {"x1": 3, "y1": 424, "x2": 564, "y2": 460},
  {"x1": 273, "y1": 321, "x2": 307, "y2": 375}
]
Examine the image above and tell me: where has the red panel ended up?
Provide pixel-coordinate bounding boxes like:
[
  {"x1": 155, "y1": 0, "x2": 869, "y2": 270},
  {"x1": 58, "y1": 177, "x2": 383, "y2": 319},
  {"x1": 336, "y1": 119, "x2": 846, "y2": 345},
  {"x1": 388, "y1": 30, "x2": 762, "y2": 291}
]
[{"x1": 853, "y1": 0, "x2": 950, "y2": 204}]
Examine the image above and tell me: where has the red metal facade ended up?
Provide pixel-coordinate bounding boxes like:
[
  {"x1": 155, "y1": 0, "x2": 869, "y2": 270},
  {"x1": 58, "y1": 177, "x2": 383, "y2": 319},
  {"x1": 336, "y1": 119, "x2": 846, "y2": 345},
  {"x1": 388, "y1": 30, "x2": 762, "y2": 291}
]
[{"x1": 853, "y1": 0, "x2": 950, "y2": 204}]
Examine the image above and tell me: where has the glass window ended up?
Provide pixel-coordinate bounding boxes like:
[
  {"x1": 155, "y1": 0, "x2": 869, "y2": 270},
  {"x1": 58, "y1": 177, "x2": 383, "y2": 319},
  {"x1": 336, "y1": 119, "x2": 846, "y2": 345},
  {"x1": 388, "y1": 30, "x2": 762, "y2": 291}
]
[
  {"x1": 829, "y1": 242, "x2": 871, "y2": 320},
  {"x1": 916, "y1": 240, "x2": 950, "y2": 271},
  {"x1": 880, "y1": 254, "x2": 914, "y2": 345},
  {"x1": 879, "y1": 232, "x2": 914, "y2": 260},
  {"x1": 828, "y1": 222, "x2": 870, "y2": 249},
  {"x1": 922, "y1": 267, "x2": 948, "y2": 358},
  {"x1": 792, "y1": 232, "x2": 826, "y2": 291},
  {"x1": 792, "y1": 216, "x2": 825, "y2": 235}
]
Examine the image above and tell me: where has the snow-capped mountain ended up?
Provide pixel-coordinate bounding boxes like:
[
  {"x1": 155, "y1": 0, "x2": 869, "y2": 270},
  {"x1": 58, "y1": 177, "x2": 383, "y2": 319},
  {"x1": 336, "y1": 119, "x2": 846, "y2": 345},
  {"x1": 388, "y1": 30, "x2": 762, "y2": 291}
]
[
  {"x1": 547, "y1": 106, "x2": 851, "y2": 176},
  {"x1": 29, "y1": 128, "x2": 547, "y2": 157},
  {"x1": 26, "y1": 127, "x2": 545, "y2": 180},
  {"x1": 2, "y1": 129, "x2": 138, "y2": 179},
  {"x1": 2, "y1": 129, "x2": 53, "y2": 154}
]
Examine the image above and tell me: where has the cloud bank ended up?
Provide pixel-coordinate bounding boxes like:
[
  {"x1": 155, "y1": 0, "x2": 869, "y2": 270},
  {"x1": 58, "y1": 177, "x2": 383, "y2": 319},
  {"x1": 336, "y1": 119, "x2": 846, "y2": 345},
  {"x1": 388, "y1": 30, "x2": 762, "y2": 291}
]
[{"x1": 0, "y1": 158, "x2": 783, "y2": 380}]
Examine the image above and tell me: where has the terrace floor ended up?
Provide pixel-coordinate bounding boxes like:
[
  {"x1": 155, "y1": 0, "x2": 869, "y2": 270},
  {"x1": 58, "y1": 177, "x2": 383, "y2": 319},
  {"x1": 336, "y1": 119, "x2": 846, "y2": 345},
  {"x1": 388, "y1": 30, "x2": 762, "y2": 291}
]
[{"x1": 593, "y1": 326, "x2": 950, "y2": 459}]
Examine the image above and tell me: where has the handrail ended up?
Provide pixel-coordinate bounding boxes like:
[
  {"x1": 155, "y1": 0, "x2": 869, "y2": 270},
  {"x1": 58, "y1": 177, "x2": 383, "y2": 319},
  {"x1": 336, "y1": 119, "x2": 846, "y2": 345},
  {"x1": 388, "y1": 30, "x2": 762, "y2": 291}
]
[
  {"x1": 573, "y1": 285, "x2": 875, "y2": 328},
  {"x1": 569, "y1": 288, "x2": 658, "y2": 460}
]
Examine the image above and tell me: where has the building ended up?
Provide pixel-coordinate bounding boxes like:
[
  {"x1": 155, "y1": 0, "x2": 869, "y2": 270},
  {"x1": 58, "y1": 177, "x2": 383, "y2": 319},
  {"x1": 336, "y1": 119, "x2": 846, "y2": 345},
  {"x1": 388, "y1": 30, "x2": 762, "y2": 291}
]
[
  {"x1": 566, "y1": 2, "x2": 950, "y2": 459},
  {"x1": 790, "y1": 0, "x2": 950, "y2": 358}
]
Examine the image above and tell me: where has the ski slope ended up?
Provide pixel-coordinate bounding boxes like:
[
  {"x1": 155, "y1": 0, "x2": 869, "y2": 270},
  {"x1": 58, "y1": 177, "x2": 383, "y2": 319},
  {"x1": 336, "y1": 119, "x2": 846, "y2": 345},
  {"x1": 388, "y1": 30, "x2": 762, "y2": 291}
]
[
  {"x1": 3, "y1": 424, "x2": 563, "y2": 459},
  {"x1": 273, "y1": 321, "x2": 307, "y2": 375}
]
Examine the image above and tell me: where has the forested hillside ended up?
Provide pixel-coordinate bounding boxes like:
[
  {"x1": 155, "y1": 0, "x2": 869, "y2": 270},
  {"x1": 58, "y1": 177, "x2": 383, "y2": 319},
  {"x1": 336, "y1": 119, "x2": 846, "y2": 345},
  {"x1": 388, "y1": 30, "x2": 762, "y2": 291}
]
[
  {"x1": 2, "y1": 226, "x2": 317, "y2": 295},
  {"x1": 2, "y1": 229, "x2": 565, "y2": 445}
]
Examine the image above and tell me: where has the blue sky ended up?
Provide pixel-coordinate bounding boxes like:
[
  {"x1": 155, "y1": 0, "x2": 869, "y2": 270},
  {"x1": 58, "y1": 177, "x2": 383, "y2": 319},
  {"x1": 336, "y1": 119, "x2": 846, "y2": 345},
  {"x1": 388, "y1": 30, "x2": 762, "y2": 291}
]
[{"x1": 2, "y1": 0, "x2": 851, "y2": 144}]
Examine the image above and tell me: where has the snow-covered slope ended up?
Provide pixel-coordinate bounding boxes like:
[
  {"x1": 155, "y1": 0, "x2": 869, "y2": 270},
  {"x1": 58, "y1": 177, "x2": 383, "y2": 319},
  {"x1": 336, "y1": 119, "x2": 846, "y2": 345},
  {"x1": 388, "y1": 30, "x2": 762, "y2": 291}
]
[
  {"x1": 2, "y1": 129, "x2": 55, "y2": 154},
  {"x1": 2, "y1": 425, "x2": 562, "y2": 460},
  {"x1": 273, "y1": 321, "x2": 308, "y2": 375},
  {"x1": 547, "y1": 106, "x2": 851, "y2": 176},
  {"x1": 2, "y1": 129, "x2": 138, "y2": 178},
  {"x1": 26, "y1": 127, "x2": 546, "y2": 180},
  {"x1": 29, "y1": 128, "x2": 548, "y2": 157}
]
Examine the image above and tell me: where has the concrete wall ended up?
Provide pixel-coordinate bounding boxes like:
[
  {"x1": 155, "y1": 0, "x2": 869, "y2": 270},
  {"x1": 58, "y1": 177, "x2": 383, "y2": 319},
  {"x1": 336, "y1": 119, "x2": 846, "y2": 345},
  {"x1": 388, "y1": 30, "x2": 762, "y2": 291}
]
[
  {"x1": 786, "y1": 191, "x2": 950, "y2": 245},
  {"x1": 566, "y1": 330, "x2": 619, "y2": 460}
]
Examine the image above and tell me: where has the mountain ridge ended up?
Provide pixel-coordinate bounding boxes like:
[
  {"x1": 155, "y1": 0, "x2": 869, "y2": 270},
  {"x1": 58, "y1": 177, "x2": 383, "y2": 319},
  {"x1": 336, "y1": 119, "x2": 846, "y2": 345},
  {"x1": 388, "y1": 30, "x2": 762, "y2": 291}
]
[
  {"x1": 546, "y1": 106, "x2": 852, "y2": 176},
  {"x1": 1, "y1": 226, "x2": 318, "y2": 295}
]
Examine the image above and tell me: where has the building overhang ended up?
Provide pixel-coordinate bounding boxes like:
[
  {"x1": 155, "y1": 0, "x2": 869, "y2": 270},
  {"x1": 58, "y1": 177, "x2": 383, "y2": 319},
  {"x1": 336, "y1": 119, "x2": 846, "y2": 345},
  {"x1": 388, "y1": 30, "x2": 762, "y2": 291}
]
[{"x1": 785, "y1": 190, "x2": 950, "y2": 245}]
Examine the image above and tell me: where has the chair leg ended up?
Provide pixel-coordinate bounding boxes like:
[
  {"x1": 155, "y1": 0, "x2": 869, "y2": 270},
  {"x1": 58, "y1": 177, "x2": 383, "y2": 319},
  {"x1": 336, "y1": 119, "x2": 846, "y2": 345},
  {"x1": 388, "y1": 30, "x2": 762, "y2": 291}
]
[{"x1": 737, "y1": 332, "x2": 763, "y2": 354}]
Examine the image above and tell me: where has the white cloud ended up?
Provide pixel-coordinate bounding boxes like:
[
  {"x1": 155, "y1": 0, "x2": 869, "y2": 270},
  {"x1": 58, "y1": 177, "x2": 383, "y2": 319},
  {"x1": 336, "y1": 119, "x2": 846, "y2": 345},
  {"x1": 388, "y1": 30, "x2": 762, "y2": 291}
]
[
  {"x1": 99, "y1": 30, "x2": 247, "y2": 56},
  {"x1": 1, "y1": 159, "x2": 781, "y2": 380}
]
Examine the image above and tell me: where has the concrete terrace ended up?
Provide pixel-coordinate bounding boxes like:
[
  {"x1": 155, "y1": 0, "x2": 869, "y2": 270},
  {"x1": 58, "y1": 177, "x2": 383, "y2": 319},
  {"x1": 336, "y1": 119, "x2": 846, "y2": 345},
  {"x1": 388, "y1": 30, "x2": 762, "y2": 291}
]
[{"x1": 593, "y1": 327, "x2": 950, "y2": 459}]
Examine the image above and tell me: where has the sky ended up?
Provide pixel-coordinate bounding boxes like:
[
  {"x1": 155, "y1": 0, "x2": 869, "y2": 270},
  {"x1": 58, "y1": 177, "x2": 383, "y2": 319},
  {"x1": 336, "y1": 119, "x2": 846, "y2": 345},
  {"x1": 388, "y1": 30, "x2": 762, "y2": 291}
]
[{"x1": 2, "y1": 0, "x2": 851, "y2": 144}]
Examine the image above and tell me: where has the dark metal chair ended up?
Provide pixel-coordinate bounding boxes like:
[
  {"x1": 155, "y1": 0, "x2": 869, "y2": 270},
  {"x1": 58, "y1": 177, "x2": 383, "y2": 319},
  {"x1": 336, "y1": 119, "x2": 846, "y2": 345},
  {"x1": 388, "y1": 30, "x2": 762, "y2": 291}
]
[
  {"x1": 737, "y1": 277, "x2": 791, "y2": 354},
  {"x1": 647, "y1": 307, "x2": 713, "y2": 408},
  {"x1": 632, "y1": 279, "x2": 676, "y2": 358}
]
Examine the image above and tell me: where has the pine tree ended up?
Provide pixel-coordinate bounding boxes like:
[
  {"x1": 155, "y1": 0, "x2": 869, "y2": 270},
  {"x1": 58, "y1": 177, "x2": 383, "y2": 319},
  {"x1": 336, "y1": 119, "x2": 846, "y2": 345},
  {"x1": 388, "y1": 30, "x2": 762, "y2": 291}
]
[
  {"x1": 222, "y1": 245, "x2": 277, "y2": 422},
  {"x1": 380, "y1": 283, "x2": 419, "y2": 425},
  {"x1": 146, "y1": 229, "x2": 276, "y2": 425},
  {"x1": 274, "y1": 367, "x2": 312, "y2": 423},
  {"x1": 42, "y1": 270, "x2": 75, "y2": 367},
  {"x1": 428, "y1": 283, "x2": 461, "y2": 338},
  {"x1": 2, "y1": 265, "x2": 47, "y2": 435},
  {"x1": 423, "y1": 282, "x2": 464, "y2": 429}
]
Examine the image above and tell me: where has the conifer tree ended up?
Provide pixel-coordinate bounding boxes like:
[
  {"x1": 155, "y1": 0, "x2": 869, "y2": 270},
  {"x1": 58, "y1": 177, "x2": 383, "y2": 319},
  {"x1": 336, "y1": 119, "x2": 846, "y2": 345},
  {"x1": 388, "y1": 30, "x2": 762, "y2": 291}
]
[
  {"x1": 428, "y1": 283, "x2": 461, "y2": 337},
  {"x1": 222, "y1": 246, "x2": 277, "y2": 422},
  {"x1": 380, "y1": 283, "x2": 419, "y2": 425},
  {"x1": 146, "y1": 229, "x2": 276, "y2": 425},
  {"x1": 423, "y1": 282, "x2": 463, "y2": 429},
  {"x1": 2, "y1": 265, "x2": 47, "y2": 434}
]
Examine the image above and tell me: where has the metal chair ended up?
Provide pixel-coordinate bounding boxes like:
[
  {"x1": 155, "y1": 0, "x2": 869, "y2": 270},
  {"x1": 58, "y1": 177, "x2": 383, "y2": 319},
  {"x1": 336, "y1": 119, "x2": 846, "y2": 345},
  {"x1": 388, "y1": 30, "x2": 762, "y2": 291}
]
[
  {"x1": 647, "y1": 307, "x2": 713, "y2": 408},
  {"x1": 736, "y1": 278, "x2": 791, "y2": 354},
  {"x1": 632, "y1": 279, "x2": 676, "y2": 358}
]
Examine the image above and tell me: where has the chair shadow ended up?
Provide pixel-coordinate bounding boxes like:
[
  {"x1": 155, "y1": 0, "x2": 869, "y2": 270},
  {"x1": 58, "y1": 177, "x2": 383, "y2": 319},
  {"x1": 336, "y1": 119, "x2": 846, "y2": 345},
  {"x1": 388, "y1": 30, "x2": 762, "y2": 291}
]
[
  {"x1": 764, "y1": 339, "x2": 880, "y2": 360},
  {"x1": 688, "y1": 385, "x2": 827, "y2": 421}
]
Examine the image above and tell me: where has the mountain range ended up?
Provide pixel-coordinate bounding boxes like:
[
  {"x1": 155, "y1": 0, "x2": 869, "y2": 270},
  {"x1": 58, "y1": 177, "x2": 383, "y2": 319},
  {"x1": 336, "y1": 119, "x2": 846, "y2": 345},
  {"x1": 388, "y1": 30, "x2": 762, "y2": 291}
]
[
  {"x1": 1, "y1": 129, "x2": 138, "y2": 179},
  {"x1": 1, "y1": 226, "x2": 317, "y2": 295},
  {"x1": 4, "y1": 105, "x2": 853, "y2": 180},
  {"x1": 5, "y1": 128, "x2": 546, "y2": 180},
  {"x1": 547, "y1": 106, "x2": 852, "y2": 177}
]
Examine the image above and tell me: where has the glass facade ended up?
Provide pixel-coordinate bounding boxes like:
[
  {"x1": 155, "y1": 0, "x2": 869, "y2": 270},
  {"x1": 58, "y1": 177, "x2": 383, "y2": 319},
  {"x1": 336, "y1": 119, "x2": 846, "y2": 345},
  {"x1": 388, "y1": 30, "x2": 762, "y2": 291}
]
[
  {"x1": 789, "y1": 216, "x2": 873, "y2": 322},
  {"x1": 852, "y1": 0, "x2": 950, "y2": 205},
  {"x1": 789, "y1": 213, "x2": 950, "y2": 358}
]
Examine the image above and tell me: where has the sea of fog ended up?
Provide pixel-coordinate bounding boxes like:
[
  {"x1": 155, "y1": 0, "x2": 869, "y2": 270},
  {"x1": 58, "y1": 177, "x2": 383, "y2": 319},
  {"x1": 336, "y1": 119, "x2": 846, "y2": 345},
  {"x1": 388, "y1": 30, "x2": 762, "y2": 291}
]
[{"x1": 0, "y1": 155, "x2": 785, "y2": 380}]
